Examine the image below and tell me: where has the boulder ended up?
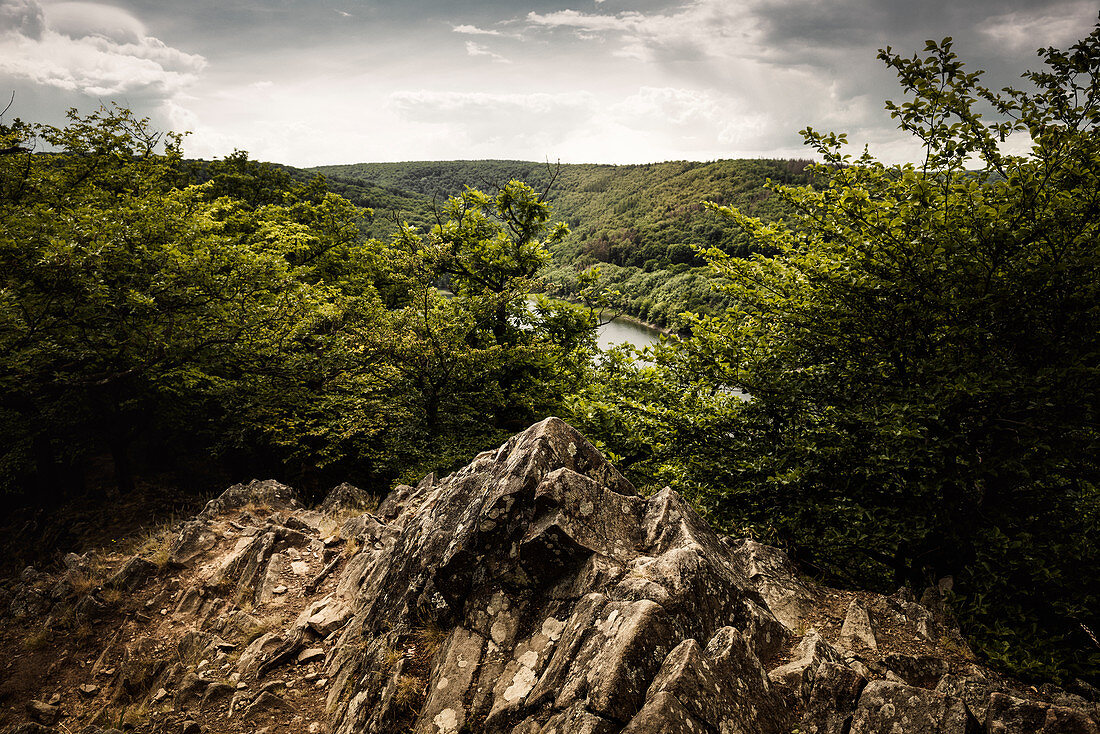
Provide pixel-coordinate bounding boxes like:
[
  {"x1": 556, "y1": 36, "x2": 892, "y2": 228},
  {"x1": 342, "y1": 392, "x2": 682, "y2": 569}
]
[
  {"x1": 199, "y1": 682, "x2": 234, "y2": 711},
  {"x1": 198, "y1": 479, "x2": 298, "y2": 521},
  {"x1": 319, "y1": 482, "x2": 373, "y2": 516},
  {"x1": 725, "y1": 537, "x2": 814, "y2": 630},
  {"x1": 242, "y1": 691, "x2": 295, "y2": 721},
  {"x1": 839, "y1": 598, "x2": 877, "y2": 651},
  {"x1": 884, "y1": 652, "x2": 949, "y2": 689},
  {"x1": 850, "y1": 680, "x2": 978, "y2": 734},
  {"x1": 799, "y1": 661, "x2": 867, "y2": 734},
  {"x1": 296, "y1": 647, "x2": 325, "y2": 665},
  {"x1": 769, "y1": 630, "x2": 847, "y2": 705},
  {"x1": 935, "y1": 674, "x2": 998, "y2": 727}
]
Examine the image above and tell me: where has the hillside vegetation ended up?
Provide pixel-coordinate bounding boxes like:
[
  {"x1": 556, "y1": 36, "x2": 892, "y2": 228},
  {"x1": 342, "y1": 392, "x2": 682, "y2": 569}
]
[{"x1": 312, "y1": 159, "x2": 813, "y2": 327}]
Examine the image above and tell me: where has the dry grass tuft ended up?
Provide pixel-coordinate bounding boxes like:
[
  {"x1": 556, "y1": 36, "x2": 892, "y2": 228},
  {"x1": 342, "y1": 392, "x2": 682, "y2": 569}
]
[
  {"x1": 393, "y1": 674, "x2": 426, "y2": 713},
  {"x1": 134, "y1": 524, "x2": 177, "y2": 571}
]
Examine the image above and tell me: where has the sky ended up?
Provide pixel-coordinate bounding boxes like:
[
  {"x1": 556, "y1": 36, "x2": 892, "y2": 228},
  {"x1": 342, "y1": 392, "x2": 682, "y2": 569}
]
[{"x1": 0, "y1": 0, "x2": 1096, "y2": 167}]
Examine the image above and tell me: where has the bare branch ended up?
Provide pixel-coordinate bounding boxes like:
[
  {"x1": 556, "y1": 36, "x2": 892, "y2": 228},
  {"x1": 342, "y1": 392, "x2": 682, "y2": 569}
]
[{"x1": 540, "y1": 157, "x2": 562, "y2": 203}]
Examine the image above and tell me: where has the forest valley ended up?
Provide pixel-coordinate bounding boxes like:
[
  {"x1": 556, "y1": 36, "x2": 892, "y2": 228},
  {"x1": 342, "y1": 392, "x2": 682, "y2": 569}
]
[{"x1": 1, "y1": 27, "x2": 1099, "y2": 692}]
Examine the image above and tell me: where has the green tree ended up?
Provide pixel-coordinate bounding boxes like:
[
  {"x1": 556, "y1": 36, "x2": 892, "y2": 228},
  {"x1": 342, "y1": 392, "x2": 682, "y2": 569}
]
[
  {"x1": 421, "y1": 180, "x2": 567, "y2": 342},
  {"x1": 0, "y1": 106, "x2": 378, "y2": 498},
  {"x1": 685, "y1": 28, "x2": 1100, "y2": 681}
]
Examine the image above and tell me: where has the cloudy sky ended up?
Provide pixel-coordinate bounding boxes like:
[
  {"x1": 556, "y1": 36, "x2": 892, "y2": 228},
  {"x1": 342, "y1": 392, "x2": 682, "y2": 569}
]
[{"x1": 0, "y1": 0, "x2": 1095, "y2": 166}]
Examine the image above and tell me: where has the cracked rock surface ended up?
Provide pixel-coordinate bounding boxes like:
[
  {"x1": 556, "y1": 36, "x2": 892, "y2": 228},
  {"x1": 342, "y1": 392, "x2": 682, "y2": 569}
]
[{"x1": 1, "y1": 418, "x2": 1097, "y2": 734}]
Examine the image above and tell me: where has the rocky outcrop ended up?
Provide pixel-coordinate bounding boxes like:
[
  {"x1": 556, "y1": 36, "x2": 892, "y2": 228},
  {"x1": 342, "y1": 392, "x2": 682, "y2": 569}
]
[
  {"x1": 1, "y1": 418, "x2": 1097, "y2": 734},
  {"x1": 320, "y1": 417, "x2": 790, "y2": 734}
]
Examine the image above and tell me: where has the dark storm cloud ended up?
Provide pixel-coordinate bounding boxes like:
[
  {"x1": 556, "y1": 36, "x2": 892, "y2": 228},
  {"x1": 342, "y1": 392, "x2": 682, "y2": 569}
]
[{"x1": 746, "y1": 0, "x2": 1094, "y2": 63}]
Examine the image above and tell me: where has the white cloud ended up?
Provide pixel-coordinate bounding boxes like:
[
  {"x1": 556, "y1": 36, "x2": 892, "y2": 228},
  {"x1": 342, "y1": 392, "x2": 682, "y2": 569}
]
[
  {"x1": 613, "y1": 86, "x2": 725, "y2": 127},
  {"x1": 0, "y1": 0, "x2": 205, "y2": 99},
  {"x1": 453, "y1": 23, "x2": 502, "y2": 36},
  {"x1": 388, "y1": 89, "x2": 597, "y2": 120},
  {"x1": 525, "y1": 9, "x2": 646, "y2": 34},
  {"x1": 611, "y1": 86, "x2": 775, "y2": 149},
  {"x1": 525, "y1": 3, "x2": 749, "y2": 65},
  {"x1": 465, "y1": 40, "x2": 509, "y2": 63}
]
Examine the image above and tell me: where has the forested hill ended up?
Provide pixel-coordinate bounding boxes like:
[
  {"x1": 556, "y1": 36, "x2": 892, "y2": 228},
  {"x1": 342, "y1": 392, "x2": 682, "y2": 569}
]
[{"x1": 311, "y1": 159, "x2": 813, "y2": 327}]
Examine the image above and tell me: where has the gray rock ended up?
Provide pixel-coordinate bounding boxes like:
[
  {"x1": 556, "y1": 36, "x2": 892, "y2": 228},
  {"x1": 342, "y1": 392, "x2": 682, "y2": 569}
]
[
  {"x1": 167, "y1": 522, "x2": 218, "y2": 567},
  {"x1": 839, "y1": 598, "x2": 878, "y2": 651},
  {"x1": 936, "y1": 675, "x2": 997, "y2": 726},
  {"x1": 198, "y1": 479, "x2": 299, "y2": 521},
  {"x1": 628, "y1": 629, "x2": 788, "y2": 733},
  {"x1": 800, "y1": 661, "x2": 867, "y2": 734},
  {"x1": 725, "y1": 537, "x2": 814, "y2": 631},
  {"x1": 885, "y1": 652, "x2": 950, "y2": 689},
  {"x1": 850, "y1": 680, "x2": 978, "y2": 733},
  {"x1": 319, "y1": 482, "x2": 373, "y2": 515},
  {"x1": 237, "y1": 632, "x2": 284, "y2": 678},
  {"x1": 339, "y1": 513, "x2": 387, "y2": 544},
  {"x1": 296, "y1": 647, "x2": 325, "y2": 665},
  {"x1": 174, "y1": 671, "x2": 209, "y2": 706},
  {"x1": 320, "y1": 417, "x2": 787, "y2": 734},
  {"x1": 769, "y1": 630, "x2": 847, "y2": 705},
  {"x1": 199, "y1": 682, "x2": 234, "y2": 711},
  {"x1": 375, "y1": 477, "x2": 431, "y2": 522},
  {"x1": 282, "y1": 515, "x2": 314, "y2": 533},
  {"x1": 986, "y1": 691, "x2": 1100, "y2": 734}
]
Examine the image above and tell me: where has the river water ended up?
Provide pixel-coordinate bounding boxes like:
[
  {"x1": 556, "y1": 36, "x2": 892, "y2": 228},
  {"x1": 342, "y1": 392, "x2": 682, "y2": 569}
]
[
  {"x1": 597, "y1": 315, "x2": 664, "y2": 351},
  {"x1": 446, "y1": 291, "x2": 666, "y2": 352}
]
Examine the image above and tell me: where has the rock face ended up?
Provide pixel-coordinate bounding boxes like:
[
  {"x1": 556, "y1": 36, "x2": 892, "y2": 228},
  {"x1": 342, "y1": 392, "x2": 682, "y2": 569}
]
[
  {"x1": 1, "y1": 418, "x2": 1097, "y2": 734},
  {"x1": 323, "y1": 417, "x2": 789, "y2": 734}
]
